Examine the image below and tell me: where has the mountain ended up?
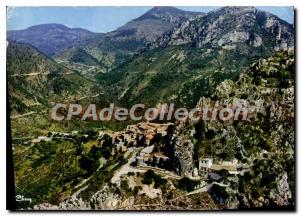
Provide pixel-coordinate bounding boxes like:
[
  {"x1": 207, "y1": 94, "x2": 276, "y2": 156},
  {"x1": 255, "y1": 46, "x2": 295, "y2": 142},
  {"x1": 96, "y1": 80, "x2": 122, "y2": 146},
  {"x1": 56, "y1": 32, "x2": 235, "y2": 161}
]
[
  {"x1": 7, "y1": 42, "x2": 107, "y2": 137},
  {"x1": 96, "y1": 6, "x2": 294, "y2": 107},
  {"x1": 108, "y1": 6, "x2": 205, "y2": 43},
  {"x1": 193, "y1": 50, "x2": 295, "y2": 208},
  {"x1": 155, "y1": 7, "x2": 294, "y2": 50},
  {"x1": 54, "y1": 47, "x2": 108, "y2": 77},
  {"x1": 7, "y1": 24, "x2": 99, "y2": 56},
  {"x1": 54, "y1": 7, "x2": 205, "y2": 75}
]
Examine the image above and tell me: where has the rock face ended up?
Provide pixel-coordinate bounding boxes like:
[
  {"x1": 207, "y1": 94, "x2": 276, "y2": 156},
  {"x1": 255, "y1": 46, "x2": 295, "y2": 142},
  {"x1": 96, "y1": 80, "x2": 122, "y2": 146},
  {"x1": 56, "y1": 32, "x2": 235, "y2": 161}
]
[
  {"x1": 173, "y1": 137, "x2": 194, "y2": 176},
  {"x1": 270, "y1": 173, "x2": 292, "y2": 206},
  {"x1": 156, "y1": 6, "x2": 294, "y2": 51},
  {"x1": 195, "y1": 50, "x2": 294, "y2": 209},
  {"x1": 33, "y1": 196, "x2": 90, "y2": 210},
  {"x1": 90, "y1": 186, "x2": 122, "y2": 210}
]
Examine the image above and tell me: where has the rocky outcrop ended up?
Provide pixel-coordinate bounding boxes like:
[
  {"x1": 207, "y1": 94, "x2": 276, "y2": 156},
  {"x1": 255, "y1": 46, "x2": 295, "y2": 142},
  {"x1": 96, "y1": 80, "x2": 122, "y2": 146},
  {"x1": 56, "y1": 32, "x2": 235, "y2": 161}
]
[
  {"x1": 90, "y1": 186, "x2": 122, "y2": 210},
  {"x1": 155, "y1": 7, "x2": 294, "y2": 51},
  {"x1": 269, "y1": 173, "x2": 292, "y2": 206},
  {"x1": 173, "y1": 137, "x2": 194, "y2": 176}
]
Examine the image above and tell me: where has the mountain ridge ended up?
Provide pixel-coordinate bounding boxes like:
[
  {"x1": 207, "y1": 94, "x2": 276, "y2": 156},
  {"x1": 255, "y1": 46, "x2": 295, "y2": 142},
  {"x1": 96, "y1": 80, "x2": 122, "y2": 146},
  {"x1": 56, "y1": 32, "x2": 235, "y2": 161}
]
[
  {"x1": 96, "y1": 6, "x2": 294, "y2": 108},
  {"x1": 7, "y1": 23, "x2": 100, "y2": 57},
  {"x1": 153, "y1": 6, "x2": 294, "y2": 50}
]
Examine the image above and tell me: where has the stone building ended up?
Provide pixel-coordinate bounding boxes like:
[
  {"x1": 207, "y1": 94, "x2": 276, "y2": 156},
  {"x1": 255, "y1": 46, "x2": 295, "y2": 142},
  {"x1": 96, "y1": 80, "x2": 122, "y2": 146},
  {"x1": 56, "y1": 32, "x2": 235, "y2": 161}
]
[{"x1": 198, "y1": 158, "x2": 239, "y2": 179}]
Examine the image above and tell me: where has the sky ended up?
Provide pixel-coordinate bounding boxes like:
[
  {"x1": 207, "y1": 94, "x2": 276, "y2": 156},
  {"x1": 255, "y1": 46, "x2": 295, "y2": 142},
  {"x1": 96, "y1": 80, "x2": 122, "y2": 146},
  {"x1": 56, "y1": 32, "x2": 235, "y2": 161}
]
[{"x1": 7, "y1": 6, "x2": 294, "y2": 33}]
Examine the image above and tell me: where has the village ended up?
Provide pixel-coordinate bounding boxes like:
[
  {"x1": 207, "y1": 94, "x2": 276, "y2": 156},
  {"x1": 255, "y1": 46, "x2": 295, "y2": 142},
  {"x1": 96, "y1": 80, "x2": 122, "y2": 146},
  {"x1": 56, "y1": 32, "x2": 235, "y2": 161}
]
[{"x1": 22, "y1": 121, "x2": 252, "y2": 187}]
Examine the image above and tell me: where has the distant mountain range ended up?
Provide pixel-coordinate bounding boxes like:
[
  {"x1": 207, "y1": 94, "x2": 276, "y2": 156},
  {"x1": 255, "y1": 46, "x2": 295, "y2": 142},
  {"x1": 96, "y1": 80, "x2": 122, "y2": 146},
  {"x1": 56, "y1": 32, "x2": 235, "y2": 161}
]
[
  {"x1": 7, "y1": 7, "x2": 204, "y2": 57},
  {"x1": 7, "y1": 6, "x2": 294, "y2": 109},
  {"x1": 7, "y1": 23, "x2": 99, "y2": 57},
  {"x1": 7, "y1": 7, "x2": 293, "y2": 76}
]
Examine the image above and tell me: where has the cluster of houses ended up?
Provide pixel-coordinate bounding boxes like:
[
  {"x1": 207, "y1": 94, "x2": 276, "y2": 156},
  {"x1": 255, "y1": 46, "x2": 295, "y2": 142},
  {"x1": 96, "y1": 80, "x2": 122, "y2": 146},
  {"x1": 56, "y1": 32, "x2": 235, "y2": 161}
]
[
  {"x1": 30, "y1": 122, "x2": 250, "y2": 182},
  {"x1": 100, "y1": 122, "x2": 250, "y2": 181},
  {"x1": 99, "y1": 122, "x2": 171, "y2": 152},
  {"x1": 134, "y1": 145, "x2": 170, "y2": 169}
]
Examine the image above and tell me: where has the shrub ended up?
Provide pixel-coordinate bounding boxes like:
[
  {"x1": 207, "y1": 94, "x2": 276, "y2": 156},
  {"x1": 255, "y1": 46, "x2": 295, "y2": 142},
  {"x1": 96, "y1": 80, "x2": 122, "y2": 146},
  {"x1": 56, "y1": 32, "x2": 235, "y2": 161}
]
[{"x1": 178, "y1": 177, "x2": 198, "y2": 192}]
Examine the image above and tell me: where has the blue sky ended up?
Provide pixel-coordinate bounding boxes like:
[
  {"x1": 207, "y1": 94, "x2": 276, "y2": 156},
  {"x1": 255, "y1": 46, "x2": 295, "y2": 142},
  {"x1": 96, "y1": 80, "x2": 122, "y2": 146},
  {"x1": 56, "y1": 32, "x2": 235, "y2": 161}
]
[{"x1": 7, "y1": 6, "x2": 294, "y2": 33}]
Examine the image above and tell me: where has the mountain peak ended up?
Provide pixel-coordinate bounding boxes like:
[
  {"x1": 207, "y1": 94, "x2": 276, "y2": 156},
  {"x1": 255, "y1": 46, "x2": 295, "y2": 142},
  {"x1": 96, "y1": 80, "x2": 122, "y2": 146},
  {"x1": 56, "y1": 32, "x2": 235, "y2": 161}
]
[
  {"x1": 220, "y1": 6, "x2": 257, "y2": 13},
  {"x1": 23, "y1": 23, "x2": 96, "y2": 34},
  {"x1": 25, "y1": 23, "x2": 70, "y2": 31},
  {"x1": 135, "y1": 6, "x2": 204, "y2": 22},
  {"x1": 148, "y1": 6, "x2": 186, "y2": 14},
  {"x1": 7, "y1": 24, "x2": 97, "y2": 56},
  {"x1": 155, "y1": 6, "x2": 293, "y2": 51}
]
